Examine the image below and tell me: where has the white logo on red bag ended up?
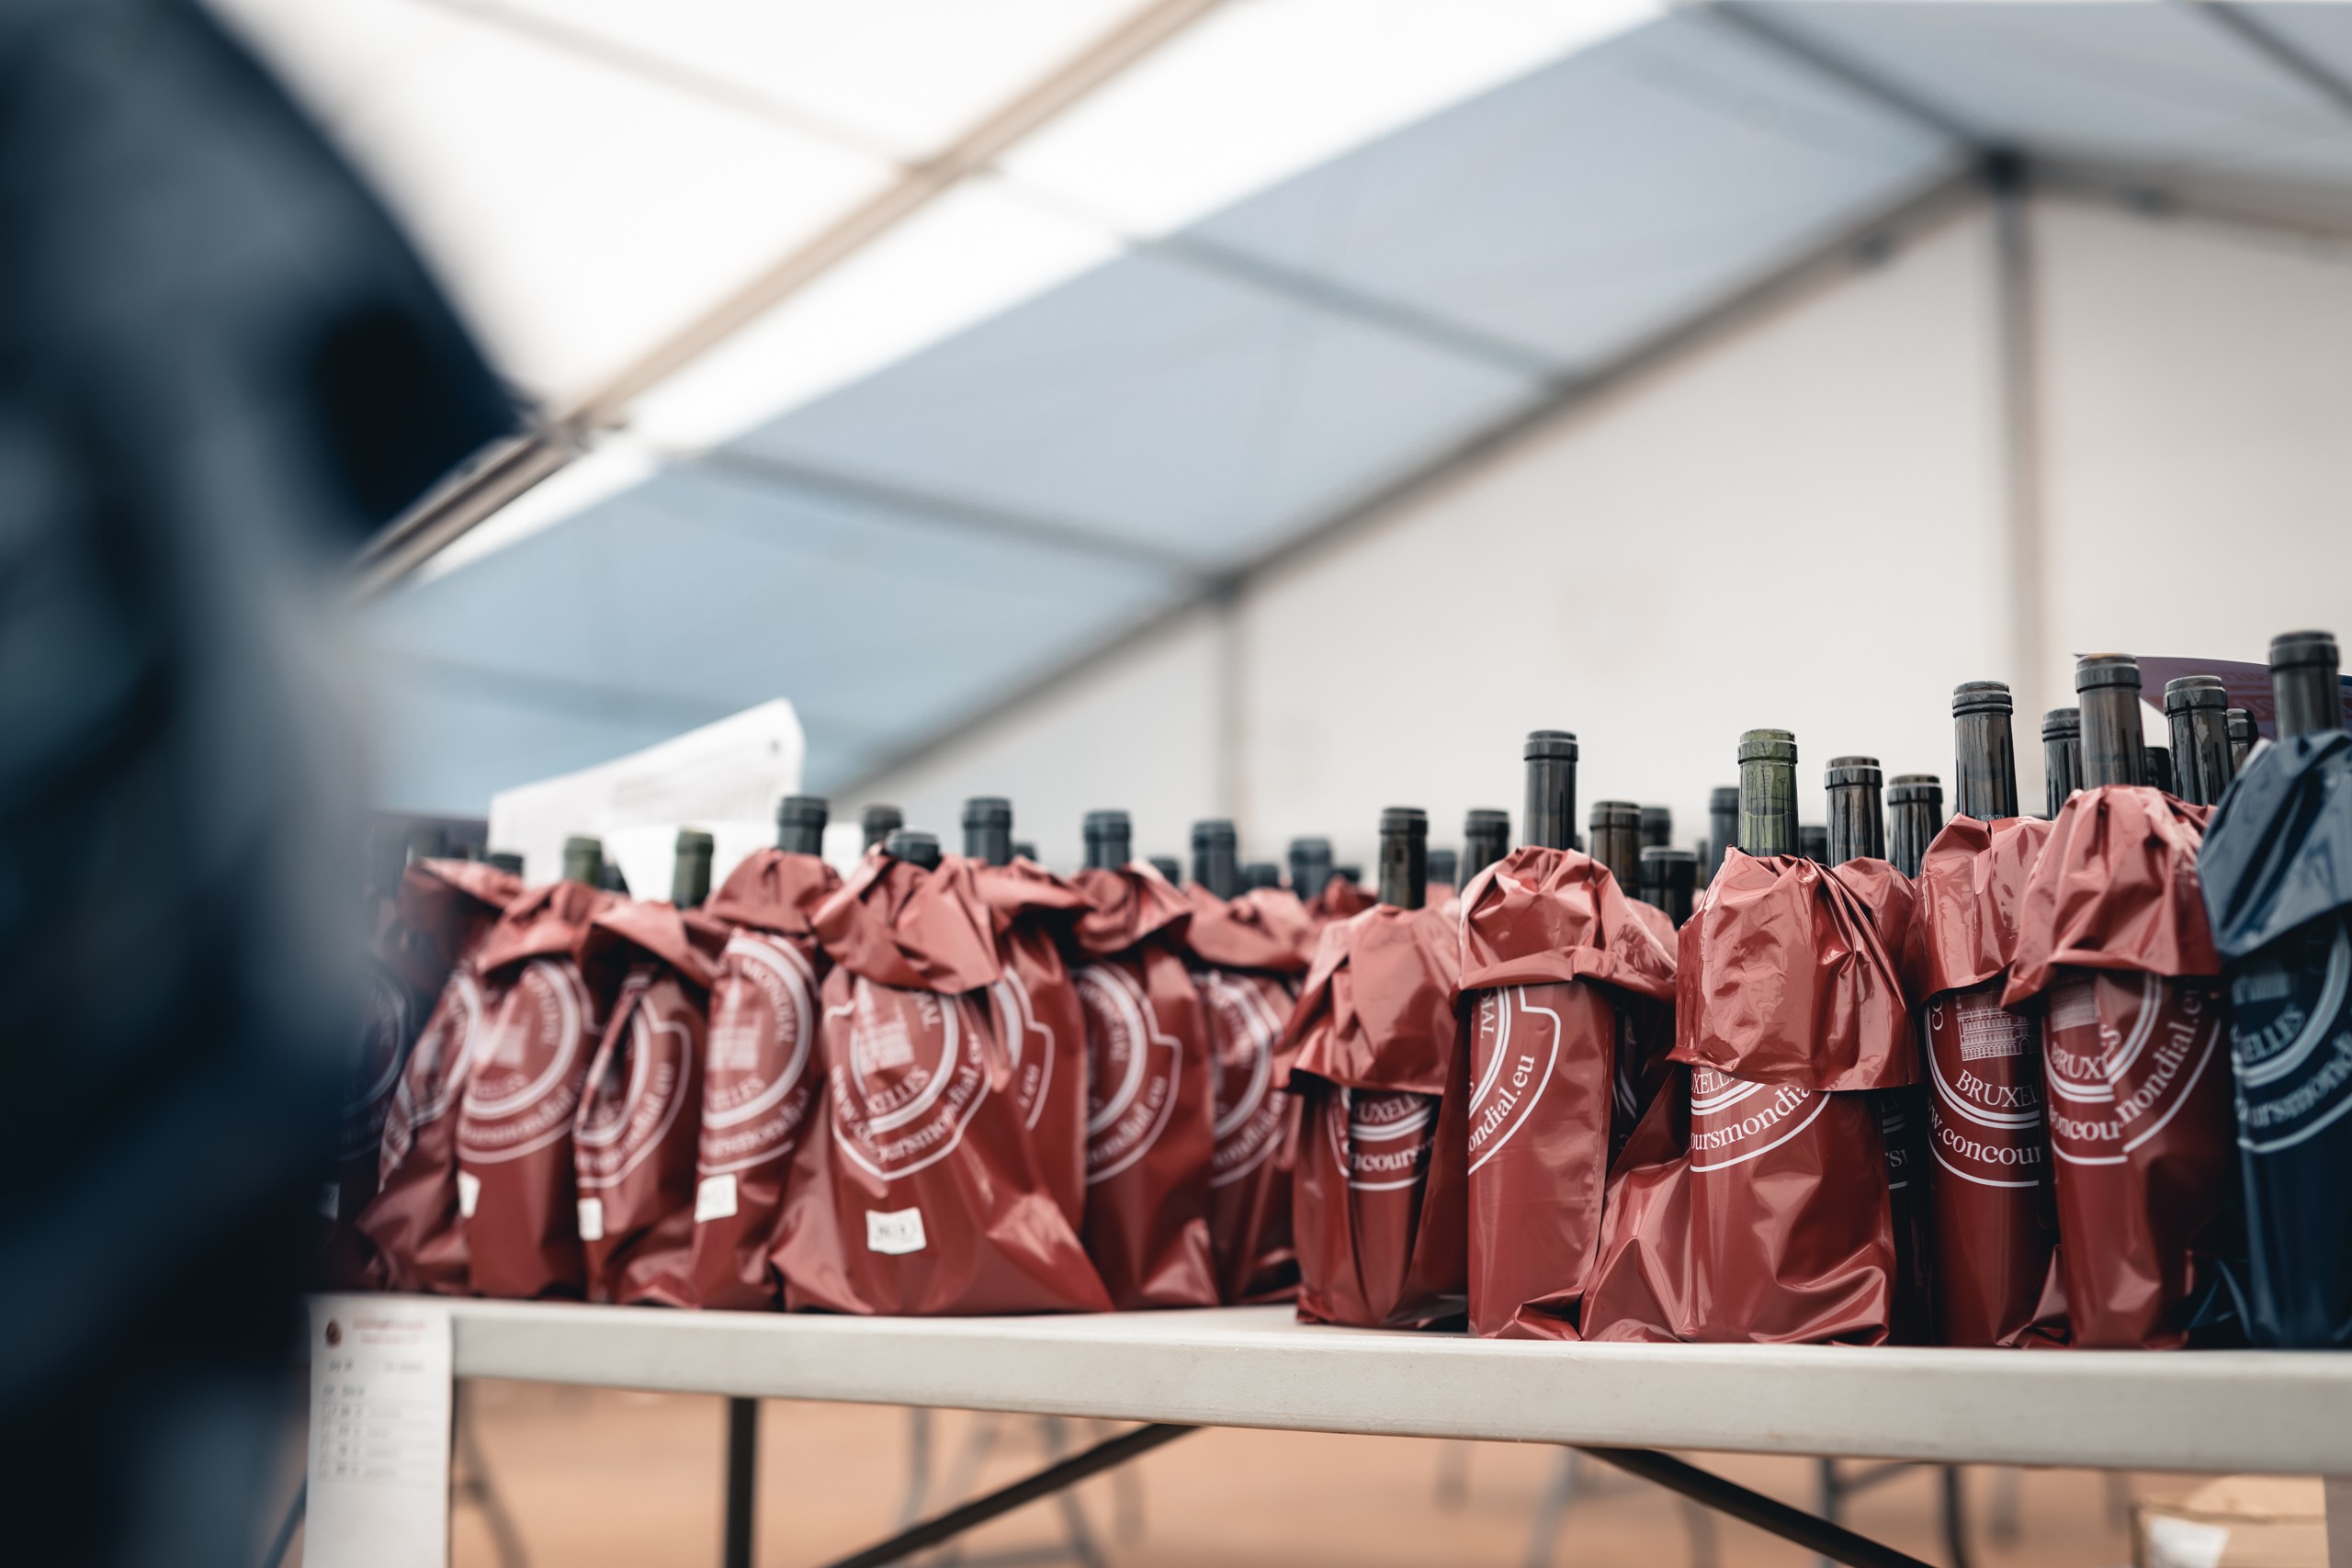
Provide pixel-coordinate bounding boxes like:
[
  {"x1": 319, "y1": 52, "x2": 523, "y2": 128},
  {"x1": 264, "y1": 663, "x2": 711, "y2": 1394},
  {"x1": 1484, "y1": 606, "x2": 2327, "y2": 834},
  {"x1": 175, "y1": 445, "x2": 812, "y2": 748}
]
[
  {"x1": 989, "y1": 967, "x2": 1057, "y2": 1131},
  {"x1": 829, "y1": 980, "x2": 990, "y2": 1182},
  {"x1": 1688, "y1": 1066, "x2": 1827, "y2": 1172},
  {"x1": 1328, "y1": 1089, "x2": 1438, "y2": 1191},
  {"x1": 1465, "y1": 987, "x2": 1561, "y2": 1176},
  {"x1": 1198, "y1": 969, "x2": 1289, "y2": 1188},
  {"x1": 345, "y1": 966, "x2": 414, "y2": 1161},
  {"x1": 575, "y1": 975, "x2": 695, "y2": 1191},
  {"x1": 458, "y1": 960, "x2": 595, "y2": 1164},
  {"x1": 698, "y1": 931, "x2": 818, "y2": 1176},
  {"x1": 379, "y1": 969, "x2": 484, "y2": 1179},
  {"x1": 1078, "y1": 963, "x2": 1184, "y2": 1184},
  {"x1": 2044, "y1": 974, "x2": 2222, "y2": 1166},
  {"x1": 1925, "y1": 990, "x2": 2048, "y2": 1190}
]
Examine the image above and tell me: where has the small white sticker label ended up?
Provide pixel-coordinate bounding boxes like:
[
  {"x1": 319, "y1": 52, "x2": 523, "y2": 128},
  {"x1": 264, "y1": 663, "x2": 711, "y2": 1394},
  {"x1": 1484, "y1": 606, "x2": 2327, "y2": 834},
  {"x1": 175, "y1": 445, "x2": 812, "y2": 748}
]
[
  {"x1": 455, "y1": 1169, "x2": 480, "y2": 1218},
  {"x1": 865, "y1": 1207, "x2": 926, "y2": 1256},
  {"x1": 576, "y1": 1197, "x2": 605, "y2": 1242},
  {"x1": 694, "y1": 1173, "x2": 738, "y2": 1223}
]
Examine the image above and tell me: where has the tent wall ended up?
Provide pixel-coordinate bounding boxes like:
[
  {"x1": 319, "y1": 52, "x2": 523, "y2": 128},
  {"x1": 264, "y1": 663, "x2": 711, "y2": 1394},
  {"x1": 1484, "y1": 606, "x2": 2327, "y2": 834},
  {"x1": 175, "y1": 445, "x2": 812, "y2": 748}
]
[{"x1": 847, "y1": 195, "x2": 2352, "y2": 871}]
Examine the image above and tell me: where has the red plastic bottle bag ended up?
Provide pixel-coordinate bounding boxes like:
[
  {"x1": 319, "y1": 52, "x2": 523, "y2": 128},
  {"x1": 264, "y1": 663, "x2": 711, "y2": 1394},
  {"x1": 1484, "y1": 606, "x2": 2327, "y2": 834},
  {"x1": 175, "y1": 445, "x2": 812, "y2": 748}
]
[
  {"x1": 972, "y1": 856, "x2": 1094, "y2": 1233},
  {"x1": 1910, "y1": 814, "x2": 2069, "y2": 1347},
  {"x1": 1584, "y1": 851, "x2": 1917, "y2": 1344},
  {"x1": 574, "y1": 899, "x2": 729, "y2": 1305},
  {"x1": 1182, "y1": 882, "x2": 1317, "y2": 1304},
  {"x1": 2001, "y1": 786, "x2": 2237, "y2": 1348},
  {"x1": 775, "y1": 853, "x2": 1109, "y2": 1314},
  {"x1": 353, "y1": 859, "x2": 524, "y2": 1292},
  {"x1": 1288, "y1": 905, "x2": 1467, "y2": 1329},
  {"x1": 456, "y1": 880, "x2": 621, "y2": 1300},
  {"x1": 1069, "y1": 863, "x2": 1219, "y2": 1309},
  {"x1": 685, "y1": 848, "x2": 839, "y2": 1310},
  {"x1": 1457, "y1": 847, "x2": 1676, "y2": 1338}
]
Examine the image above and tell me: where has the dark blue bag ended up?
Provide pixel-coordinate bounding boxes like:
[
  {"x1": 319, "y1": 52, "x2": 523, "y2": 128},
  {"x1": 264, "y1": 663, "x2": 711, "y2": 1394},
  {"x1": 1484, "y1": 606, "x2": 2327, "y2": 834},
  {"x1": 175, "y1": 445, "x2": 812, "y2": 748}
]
[{"x1": 2200, "y1": 729, "x2": 2352, "y2": 1347}]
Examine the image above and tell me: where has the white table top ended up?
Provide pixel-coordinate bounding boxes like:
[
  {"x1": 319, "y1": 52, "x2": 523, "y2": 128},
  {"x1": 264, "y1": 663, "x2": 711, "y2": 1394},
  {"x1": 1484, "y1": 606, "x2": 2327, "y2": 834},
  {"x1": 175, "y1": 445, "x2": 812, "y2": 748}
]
[{"x1": 321, "y1": 1295, "x2": 2352, "y2": 1476}]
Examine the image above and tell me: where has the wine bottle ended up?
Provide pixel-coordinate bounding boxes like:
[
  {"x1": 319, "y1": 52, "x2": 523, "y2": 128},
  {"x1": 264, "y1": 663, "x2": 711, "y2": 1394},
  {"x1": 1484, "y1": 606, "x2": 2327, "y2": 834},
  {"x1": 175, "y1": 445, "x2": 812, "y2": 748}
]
[
  {"x1": 1523, "y1": 731, "x2": 1577, "y2": 852},
  {"x1": 777, "y1": 795, "x2": 829, "y2": 856},
  {"x1": 1288, "y1": 837, "x2": 1333, "y2": 901},
  {"x1": 1885, "y1": 775, "x2": 1943, "y2": 878},
  {"x1": 1707, "y1": 786, "x2": 1740, "y2": 880},
  {"x1": 562, "y1": 835, "x2": 605, "y2": 888},
  {"x1": 2041, "y1": 708, "x2": 2082, "y2": 818},
  {"x1": 486, "y1": 851, "x2": 525, "y2": 876},
  {"x1": 861, "y1": 805, "x2": 903, "y2": 852},
  {"x1": 1085, "y1": 811, "x2": 1132, "y2": 872},
  {"x1": 2226, "y1": 709, "x2": 2256, "y2": 773},
  {"x1": 1825, "y1": 755, "x2": 1886, "y2": 863},
  {"x1": 1192, "y1": 819, "x2": 1241, "y2": 897},
  {"x1": 671, "y1": 829, "x2": 714, "y2": 908},
  {"x1": 2273, "y1": 630, "x2": 2344, "y2": 737},
  {"x1": 1736, "y1": 730, "x2": 1797, "y2": 856},
  {"x1": 1149, "y1": 855, "x2": 1182, "y2": 884},
  {"x1": 2075, "y1": 654, "x2": 2147, "y2": 789},
  {"x1": 963, "y1": 796, "x2": 1014, "y2": 866},
  {"x1": 886, "y1": 829, "x2": 941, "y2": 870},
  {"x1": 1462, "y1": 811, "x2": 1510, "y2": 883},
  {"x1": 2164, "y1": 677, "x2": 2234, "y2": 807},
  {"x1": 1798, "y1": 825, "x2": 1829, "y2": 864},
  {"x1": 1241, "y1": 862, "x2": 1282, "y2": 891},
  {"x1": 1641, "y1": 806, "x2": 1671, "y2": 850},
  {"x1": 1638, "y1": 846, "x2": 1698, "y2": 927},
  {"x1": 2144, "y1": 745, "x2": 2177, "y2": 795},
  {"x1": 1589, "y1": 800, "x2": 1640, "y2": 886},
  {"x1": 1427, "y1": 848, "x2": 1459, "y2": 888},
  {"x1": 1953, "y1": 683, "x2": 2019, "y2": 821},
  {"x1": 1013, "y1": 840, "x2": 1039, "y2": 864},
  {"x1": 1376, "y1": 808, "x2": 1428, "y2": 910}
]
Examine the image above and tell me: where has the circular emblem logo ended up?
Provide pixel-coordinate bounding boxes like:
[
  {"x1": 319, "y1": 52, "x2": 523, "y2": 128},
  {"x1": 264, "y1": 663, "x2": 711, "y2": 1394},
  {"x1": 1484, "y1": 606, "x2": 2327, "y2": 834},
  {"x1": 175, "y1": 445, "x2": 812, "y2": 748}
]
[
  {"x1": 2231, "y1": 914, "x2": 2352, "y2": 1155},
  {"x1": 1466, "y1": 986, "x2": 1561, "y2": 1176},
  {"x1": 1326, "y1": 1089, "x2": 1438, "y2": 1191},
  {"x1": 989, "y1": 967, "x2": 1057, "y2": 1132},
  {"x1": 2043, "y1": 973, "x2": 2222, "y2": 1166},
  {"x1": 828, "y1": 978, "x2": 991, "y2": 1182},
  {"x1": 699, "y1": 931, "x2": 818, "y2": 1175},
  {"x1": 1077, "y1": 963, "x2": 1184, "y2": 1184},
  {"x1": 457, "y1": 960, "x2": 594, "y2": 1164},
  {"x1": 1688, "y1": 1066, "x2": 1826, "y2": 1172},
  {"x1": 1924, "y1": 986, "x2": 2047, "y2": 1190},
  {"x1": 576, "y1": 975, "x2": 695, "y2": 1190},
  {"x1": 379, "y1": 970, "x2": 484, "y2": 1179},
  {"x1": 1197, "y1": 969, "x2": 1289, "y2": 1188}
]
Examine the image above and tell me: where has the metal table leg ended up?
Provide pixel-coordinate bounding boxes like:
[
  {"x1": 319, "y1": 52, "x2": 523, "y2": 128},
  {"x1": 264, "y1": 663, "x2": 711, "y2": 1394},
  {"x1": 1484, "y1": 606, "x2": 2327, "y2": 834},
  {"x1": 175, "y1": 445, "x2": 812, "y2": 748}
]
[{"x1": 724, "y1": 1397, "x2": 758, "y2": 1568}]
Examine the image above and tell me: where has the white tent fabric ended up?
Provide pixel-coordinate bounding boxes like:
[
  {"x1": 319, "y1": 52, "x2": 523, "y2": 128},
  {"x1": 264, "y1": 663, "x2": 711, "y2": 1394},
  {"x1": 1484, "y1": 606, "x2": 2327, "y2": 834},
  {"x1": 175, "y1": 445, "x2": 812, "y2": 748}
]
[{"x1": 220, "y1": 0, "x2": 2352, "y2": 815}]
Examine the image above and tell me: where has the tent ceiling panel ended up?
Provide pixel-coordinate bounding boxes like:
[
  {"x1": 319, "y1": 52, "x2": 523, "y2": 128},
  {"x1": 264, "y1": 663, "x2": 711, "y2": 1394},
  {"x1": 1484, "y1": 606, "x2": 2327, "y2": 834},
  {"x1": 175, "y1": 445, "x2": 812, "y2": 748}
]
[
  {"x1": 364, "y1": 463, "x2": 1181, "y2": 796},
  {"x1": 724, "y1": 250, "x2": 1543, "y2": 564},
  {"x1": 1752, "y1": 2, "x2": 2352, "y2": 188},
  {"x1": 1181, "y1": 10, "x2": 1956, "y2": 372}
]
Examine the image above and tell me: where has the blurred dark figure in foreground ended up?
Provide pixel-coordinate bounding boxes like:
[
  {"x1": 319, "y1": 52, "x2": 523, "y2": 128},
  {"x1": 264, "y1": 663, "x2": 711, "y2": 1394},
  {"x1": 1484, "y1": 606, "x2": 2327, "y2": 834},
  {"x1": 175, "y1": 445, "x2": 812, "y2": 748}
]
[{"x1": 0, "y1": 2, "x2": 509, "y2": 1564}]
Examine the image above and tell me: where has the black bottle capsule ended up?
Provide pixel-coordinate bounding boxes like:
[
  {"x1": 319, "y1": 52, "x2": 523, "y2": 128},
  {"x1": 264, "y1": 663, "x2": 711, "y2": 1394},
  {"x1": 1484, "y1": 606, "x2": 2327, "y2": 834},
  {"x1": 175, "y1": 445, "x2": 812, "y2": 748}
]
[
  {"x1": 1241, "y1": 862, "x2": 1282, "y2": 891},
  {"x1": 962, "y1": 796, "x2": 1014, "y2": 866},
  {"x1": 1589, "y1": 800, "x2": 1641, "y2": 887},
  {"x1": 1191, "y1": 819, "x2": 1241, "y2": 897},
  {"x1": 1736, "y1": 731, "x2": 1798, "y2": 857},
  {"x1": 1798, "y1": 826, "x2": 1829, "y2": 863},
  {"x1": 2272, "y1": 630, "x2": 2344, "y2": 740},
  {"x1": 562, "y1": 835, "x2": 605, "y2": 888},
  {"x1": 861, "y1": 805, "x2": 903, "y2": 852},
  {"x1": 1012, "y1": 840, "x2": 1038, "y2": 863},
  {"x1": 1288, "y1": 837, "x2": 1333, "y2": 900},
  {"x1": 486, "y1": 851, "x2": 525, "y2": 876},
  {"x1": 2163, "y1": 677, "x2": 2233, "y2": 807},
  {"x1": 2075, "y1": 655, "x2": 2147, "y2": 791},
  {"x1": 1885, "y1": 775, "x2": 1943, "y2": 878},
  {"x1": 1706, "y1": 786, "x2": 1740, "y2": 881},
  {"x1": 1376, "y1": 807, "x2": 1429, "y2": 910},
  {"x1": 2041, "y1": 708, "x2": 2083, "y2": 818},
  {"x1": 1826, "y1": 755, "x2": 1887, "y2": 862},
  {"x1": 1461, "y1": 812, "x2": 1509, "y2": 883},
  {"x1": 2143, "y1": 745, "x2": 2176, "y2": 794},
  {"x1": 1084, "y1": 811, "x2": 1132, "y2": 871},
  {"x1": 1952, "y1": 682, "x2": 2019, "y2": 822},
  {"x1": 1640, "y1": 806, "x2": 1671, "y2": 851},
  {"x1": 1427, "y1": 848, "x2": 1459, "y2": 887},
  {"x1": 1523, "y1": 730, "x2": 1578, "y2": 852},
  {"x1": 1639, "y1": 846, "x2": 1699, "y2": 928},
  {"x1": 672, "y1": 829, "x2": 715, "y2": 908},
  {"x1": 1334, "y1": 865, "x2": 1363, "y2": 887},
  {"x1": 777, "y1": 795, "x2": 830, "y2": 857},
  {"x1": 887, "y1": 829, "x2": 941, "y2": 871}
]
